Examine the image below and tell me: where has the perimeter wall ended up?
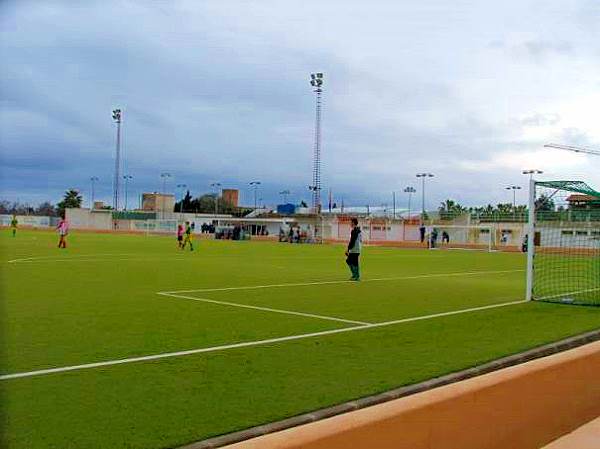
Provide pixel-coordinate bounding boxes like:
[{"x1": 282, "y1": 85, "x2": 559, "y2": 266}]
[{"x1": 222, "y1": 340, "x2": 600, "y2": 449}]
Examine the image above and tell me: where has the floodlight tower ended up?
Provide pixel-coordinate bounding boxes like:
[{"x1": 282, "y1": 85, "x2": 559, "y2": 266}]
[
  {"x1": 416, "y1": 173, "x2": 434, "y2": 220},
  {"x1": 249, "y1": 181, "x2": 261, "y2": 210},
  {"x1": 90, "y1": 176, "x2": 99, "y2": 209},
  {"x1": 279, "y1": 190, "x2": 291, "y2": 203},
  {"x1": 160, "y1": 172, "x2": 172, "y2": 194},
  {"x1": 309, "y1": 73, "x2": 324, "y2": 213},
  {"x1": 211, "y1": 182, "x2": 222, "y2": 216},
  {"x1": 176, "y1": 183, "x2": 187, "y2": 217},
  {"x1": 522, "y1": 169, "x2": 543, "y2": 181},
  {"x1": 403, "y1": 186, "x2": 416, "y2": 219},
  {"x1": 112, "y1": 109, "x2": 122, "y2": 210},
  {"x1": 505, "y1": 185, "x2": 521, "y2": 219},
  {"x1": 123, "y1": 175, "x2": 133, "y2": 210}
]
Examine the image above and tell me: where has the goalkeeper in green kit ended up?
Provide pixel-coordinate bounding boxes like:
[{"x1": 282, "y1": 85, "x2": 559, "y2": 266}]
[{"x1": 345, "y1": 218, "x2": 362, "y2": 281}]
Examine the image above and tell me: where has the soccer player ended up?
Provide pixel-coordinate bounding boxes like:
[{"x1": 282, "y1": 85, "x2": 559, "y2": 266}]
[
  {"x1": 442, "y1": 231, "x2": 450, "y2": 244},
  {"x1": 56, "y1": 216, "x2": 69, "y2": 249},
  {"x1": 430, "y1": 227, "x2": 438, "y2": 249},
  {"x1": 345, "y1": 218, "x2": 362, "y2": 281},
  {"x1": 182, "y1": 221, "x2": 194, "y2": 251},
  {"x1": 10, "y1": 215, "x2": 18, "y2": 237},
  {"x1": 176, "y1": 224, "x2": 184, "y2": 248},
  {"x1": 419, "y1": 224, "x2": 426, "y2": 243},
  {"x1": 522, "y1": 234, "x2": 528, "y2": 253}
]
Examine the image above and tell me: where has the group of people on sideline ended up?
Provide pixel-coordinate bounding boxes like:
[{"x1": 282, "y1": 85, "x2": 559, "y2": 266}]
[
  {"x1": 279, "y1": 225, "x2": 316, "y2": 244},
  {"x1": 418, "y1": 225, "x2": 450, "y2": 249}
]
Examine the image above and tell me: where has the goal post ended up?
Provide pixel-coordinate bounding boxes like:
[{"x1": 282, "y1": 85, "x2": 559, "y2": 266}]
[
  {"x1": 527, "y1": 180, "x2": 600, "y2": 306},
  {"x1": 431, "y1": 224, "x2": 497, "y2": 252}
]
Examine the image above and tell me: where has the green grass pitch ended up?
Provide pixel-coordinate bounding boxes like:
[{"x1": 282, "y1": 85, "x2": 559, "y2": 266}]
[{"x1": 1, "y1": 230, "x2": 599, "y2": 449}]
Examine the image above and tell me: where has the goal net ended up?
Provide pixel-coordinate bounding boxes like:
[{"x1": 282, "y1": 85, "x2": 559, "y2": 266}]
[
  {"x1": 328, "y1": 216, "x2": 497, "y2": 251},
  {"x1": 429, "y1": 224, "x2": 496, "y2": 252},
  {"x1": 527, "y1": 180, "x2": 600, "y2": 306}
]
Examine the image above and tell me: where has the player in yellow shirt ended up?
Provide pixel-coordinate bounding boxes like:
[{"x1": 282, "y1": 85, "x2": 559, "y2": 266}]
[
  {"x1": 10, "y1": 215, "x2": 18, "y2": 237},
  {"x1": 181, "y1": 221, "x2": 194, "y2": 251}
]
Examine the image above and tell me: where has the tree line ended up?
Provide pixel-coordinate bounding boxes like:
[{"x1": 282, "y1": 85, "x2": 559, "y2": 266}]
[
  {"x1": 1, "y1": 189, "x2": 83, "y2": 217},
  {"x1": 438, "y1": 194, "x2": 555, "y2": 218},
  {"x1": 174, "y1": 191, "x2": 253, "y2": 216},
  {"x1": 3, "y1": 190, "x2": 558, "y2": 219}
]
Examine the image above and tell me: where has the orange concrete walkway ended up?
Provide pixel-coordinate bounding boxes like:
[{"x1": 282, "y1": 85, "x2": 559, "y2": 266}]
[
  {"x1": 541, "y1": 416, "x2": 600, "y2": 449},
  {"x1": 222, "y1": 340, "x2": 600, "y2": 449}
]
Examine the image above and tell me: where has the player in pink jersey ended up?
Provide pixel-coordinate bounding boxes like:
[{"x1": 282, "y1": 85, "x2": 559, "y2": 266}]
[
  {"x1": 176, "y1": 224, "x2": 184, "y2": 248},
  {"x1": 56, "y1": 217, "x2": 69, "y2": 249}
]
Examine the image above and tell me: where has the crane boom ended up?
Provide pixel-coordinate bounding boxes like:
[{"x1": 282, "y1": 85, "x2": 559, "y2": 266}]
[{"x1": 544, "y1": 143, "x2": 600, "y2": 156}]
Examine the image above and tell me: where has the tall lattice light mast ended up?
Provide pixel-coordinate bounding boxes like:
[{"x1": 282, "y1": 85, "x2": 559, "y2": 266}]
[
  {"x1": 309, "y1": 73, "x2": 324, "y2": 213},
  {"x1": 112, "y1": 108, "x2": 122, "y2": 210}
]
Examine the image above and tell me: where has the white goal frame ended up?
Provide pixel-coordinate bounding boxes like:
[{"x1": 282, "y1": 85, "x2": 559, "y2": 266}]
[{"x1": 429, "y1": 224, "x2": 497, "y2": 252}]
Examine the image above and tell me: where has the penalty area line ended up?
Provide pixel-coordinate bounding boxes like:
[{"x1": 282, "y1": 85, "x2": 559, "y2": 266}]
[
  {"x1": 159, "y1": 269, "x2": 525, "y2": 294},
  {"x1": 157, "y1": 292, "x2": 371, "y2": 326},
  {"x1": 0, "y1": 299, "x2": 527, "y2": 381}
]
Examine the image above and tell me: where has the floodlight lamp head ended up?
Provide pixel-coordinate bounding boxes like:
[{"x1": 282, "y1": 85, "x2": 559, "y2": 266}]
[{"x1": 316, "y1": 73, "x2": 323, "y2": 79}]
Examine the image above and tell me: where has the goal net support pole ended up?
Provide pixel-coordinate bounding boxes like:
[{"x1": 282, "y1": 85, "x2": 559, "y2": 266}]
[{"x1": 526, "y1": 177, "x2": 535, "y2": 302}]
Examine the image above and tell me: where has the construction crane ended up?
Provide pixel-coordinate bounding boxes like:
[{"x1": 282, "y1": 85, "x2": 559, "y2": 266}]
[{"x1": 544, "y1": 143, "x2": 600, "y2": 156}]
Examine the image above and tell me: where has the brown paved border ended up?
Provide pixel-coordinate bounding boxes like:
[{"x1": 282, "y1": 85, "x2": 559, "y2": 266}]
[
  {"x1": 179, "y1": 328, "x2": 600, "y2": 449},
  {"x1": 541, "y1": 416, "x2": 600, "y2": 449}
]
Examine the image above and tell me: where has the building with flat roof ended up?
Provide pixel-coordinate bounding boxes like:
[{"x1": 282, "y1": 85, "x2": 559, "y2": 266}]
[
  {"x1": 141, "y1": 193, "x2": 175, "y2": 214},
  {"x1": 222, "y1": 189, "x2": 239, "y2": 207}
]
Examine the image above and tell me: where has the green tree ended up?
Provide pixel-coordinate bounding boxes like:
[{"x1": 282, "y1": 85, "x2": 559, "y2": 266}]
[
  {"x1": 189, "y1": 194, "x2": 217, "y2": 214},
  {"x1": 36, "y1": 201, "x2": 57, "y2": 216},
  {"x1": 175, "y1": 190, "x2": 193, "y2": 213},
  {"x1": 438, "y1": 199, "x2": 467, "y2": 219},
  {"x1": 535, "y1": 194, "x2": 555, "y2": 212},
  {"x1": 57, "y1": 189, "x2": 82, "y2": 216}
]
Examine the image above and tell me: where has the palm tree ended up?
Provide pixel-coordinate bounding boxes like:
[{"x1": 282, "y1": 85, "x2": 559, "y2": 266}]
[
  {"x1": 57, "y1": 189, "x2": 83, "y2": 216},
  {"x1": 439, "y1": 199, "x2": 467, "y2": 219}
]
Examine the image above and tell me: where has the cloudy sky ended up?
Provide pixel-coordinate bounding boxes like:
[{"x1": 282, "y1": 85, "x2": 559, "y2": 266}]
[{"x1": 1, "y1": 0, "x2": 599, "y2": 209}]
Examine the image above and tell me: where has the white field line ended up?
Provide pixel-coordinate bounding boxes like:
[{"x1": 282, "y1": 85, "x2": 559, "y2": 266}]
[
  {"x1": 0, "y1": 299, "x2": 527, "y2": 381},
  {"x1": 159, "y1": 269, "x2": 524, "y2": 294},
  {"x1": 157, "y1": 292, "x2": 371, "y2": 326},
  {"x1": 5, "y1": 253, "x2": 448, "y2": 265},
  {"x1": 6, "y1": 253, "x2": 138, "y2": 264},
  {"x1": 537, "y1": 287, "x2": 600, "y2": 301},
  {"x1": 7, "y1": 257, "x2": 189, "y2": 264}
]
